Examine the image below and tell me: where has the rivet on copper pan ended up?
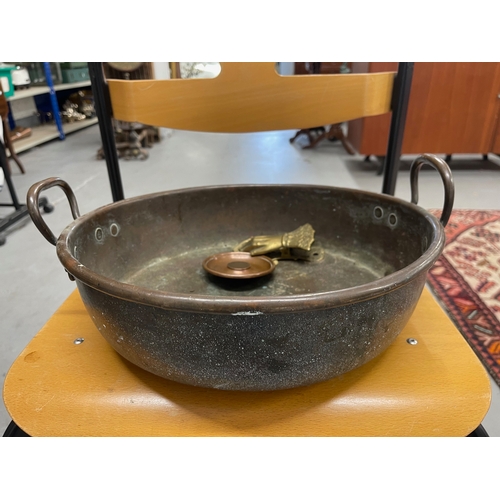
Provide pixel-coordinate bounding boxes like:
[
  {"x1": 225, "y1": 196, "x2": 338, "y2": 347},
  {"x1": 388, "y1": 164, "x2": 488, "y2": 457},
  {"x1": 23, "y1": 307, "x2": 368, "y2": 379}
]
[{"x1": 227, "y1": 261, "x2": 251, "y2": 270}]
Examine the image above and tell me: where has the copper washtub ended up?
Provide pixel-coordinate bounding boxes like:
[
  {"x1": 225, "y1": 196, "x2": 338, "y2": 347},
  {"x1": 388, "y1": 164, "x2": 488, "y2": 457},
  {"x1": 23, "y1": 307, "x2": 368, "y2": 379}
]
[{"x1": 27, "y1": 154, "x2": 454, "y2": 391}]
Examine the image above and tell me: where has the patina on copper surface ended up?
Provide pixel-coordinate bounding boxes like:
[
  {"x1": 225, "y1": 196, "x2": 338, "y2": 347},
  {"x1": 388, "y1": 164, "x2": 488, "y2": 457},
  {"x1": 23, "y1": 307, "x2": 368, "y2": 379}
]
[
  {"x1": 203, "y1": 251, "x2": 276, "y2": 279},
  {"x1": 26, "y1": 155, "x2": 454, "y2": 391}
]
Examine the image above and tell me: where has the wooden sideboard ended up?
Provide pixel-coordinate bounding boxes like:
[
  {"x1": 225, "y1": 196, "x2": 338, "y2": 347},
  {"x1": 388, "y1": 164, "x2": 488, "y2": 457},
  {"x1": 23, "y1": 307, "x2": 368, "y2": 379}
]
[{"x1": 347, "y1": 62, "x2": 500, "y2": 156}]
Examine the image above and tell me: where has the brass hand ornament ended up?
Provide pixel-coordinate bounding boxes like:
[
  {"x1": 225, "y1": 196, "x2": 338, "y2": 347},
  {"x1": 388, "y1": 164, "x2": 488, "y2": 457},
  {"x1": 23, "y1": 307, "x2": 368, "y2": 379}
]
[{"x1": 234, "y1": 224, "x2": 315, "y2": 256}]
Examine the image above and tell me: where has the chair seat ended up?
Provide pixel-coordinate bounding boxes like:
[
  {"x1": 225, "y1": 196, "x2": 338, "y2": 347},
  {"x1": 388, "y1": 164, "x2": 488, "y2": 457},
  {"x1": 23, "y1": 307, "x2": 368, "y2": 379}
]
[{"x1": 3, "y1": 287, "x2": 491, "y2": 436}]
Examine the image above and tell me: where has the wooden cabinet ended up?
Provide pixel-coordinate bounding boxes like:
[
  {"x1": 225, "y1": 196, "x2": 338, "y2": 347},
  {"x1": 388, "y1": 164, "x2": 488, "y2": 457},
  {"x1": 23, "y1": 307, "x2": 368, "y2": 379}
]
[{"x1": 348, "y1": 62, "x2": 500, "y2": 156}]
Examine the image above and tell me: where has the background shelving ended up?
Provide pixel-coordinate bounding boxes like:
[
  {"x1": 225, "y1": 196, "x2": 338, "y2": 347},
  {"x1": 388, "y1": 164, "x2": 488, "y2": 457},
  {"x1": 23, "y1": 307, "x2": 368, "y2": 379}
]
[
  {"x1": 5, "y1": 66, "x2": 96, "y2": 155},
  {"x1": 7, "y1": 80, "x2": 91, "y2": 102},
  {"x1": 9, "y1": 117, "x2": 98, "y2": 154}
]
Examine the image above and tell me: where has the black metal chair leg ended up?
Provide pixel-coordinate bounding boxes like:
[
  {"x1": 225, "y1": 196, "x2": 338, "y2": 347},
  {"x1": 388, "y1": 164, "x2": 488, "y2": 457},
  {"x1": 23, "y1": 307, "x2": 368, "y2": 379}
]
[
  {"x1": 467, "y1": 424, "x2": 489, "y2": 437},
  {"x1": 381, "y1": 62, "x2": 414, "y2": 195},
  {"x1": 3, "y1": 420, "x2": 30, "y2": 437},
  {"x1": 88, "y1": 62, "x2": 125, "y2": 202}
]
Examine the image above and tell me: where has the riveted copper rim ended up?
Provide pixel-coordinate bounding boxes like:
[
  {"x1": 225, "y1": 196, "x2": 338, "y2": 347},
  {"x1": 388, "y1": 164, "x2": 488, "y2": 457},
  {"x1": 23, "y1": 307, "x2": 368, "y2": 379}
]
[
  {"x1": 57, "y1": 184, "x2": 445, "y2": 315},
  {"x1": 203, "y1": 251, "x2": 276, "y2": 279}
]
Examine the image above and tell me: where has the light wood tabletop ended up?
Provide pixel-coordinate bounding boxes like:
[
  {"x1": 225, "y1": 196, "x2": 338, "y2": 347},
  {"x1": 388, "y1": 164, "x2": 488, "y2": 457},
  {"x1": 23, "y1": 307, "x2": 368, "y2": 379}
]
[{"x1": 3, "y1": 286, "x2": 491, "y2": 436}]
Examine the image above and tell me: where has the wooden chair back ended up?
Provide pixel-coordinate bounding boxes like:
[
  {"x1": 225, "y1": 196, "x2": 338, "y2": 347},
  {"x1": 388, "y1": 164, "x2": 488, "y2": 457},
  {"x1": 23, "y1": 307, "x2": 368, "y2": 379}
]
[
  {"x1": 89, "y1": 62, "x2": 413, "y2": 201},
  {"x1": 107, "y1": 62, "x2": 395, "y2": 133}
]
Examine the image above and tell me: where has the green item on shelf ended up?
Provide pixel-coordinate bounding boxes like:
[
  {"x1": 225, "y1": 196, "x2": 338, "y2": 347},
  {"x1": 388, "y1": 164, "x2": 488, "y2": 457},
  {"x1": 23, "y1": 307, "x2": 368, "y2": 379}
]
[{"x1": 0, "y1": 65, "x2": 17, "y2": 97}]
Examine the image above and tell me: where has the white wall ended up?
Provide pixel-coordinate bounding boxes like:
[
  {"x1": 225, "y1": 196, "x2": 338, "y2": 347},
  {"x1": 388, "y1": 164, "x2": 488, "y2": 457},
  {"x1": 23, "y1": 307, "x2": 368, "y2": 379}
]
[{"x1": 152, "y1": 62, "x2": 171, "y2": 80}]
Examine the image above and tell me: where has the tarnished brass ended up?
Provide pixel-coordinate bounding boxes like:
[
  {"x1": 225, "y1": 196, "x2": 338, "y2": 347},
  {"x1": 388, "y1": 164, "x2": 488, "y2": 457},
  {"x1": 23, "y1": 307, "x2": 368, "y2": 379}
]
[
  {"x1": 278, "y1": 241, "x2": 325, "y2": 262},
  {"x1": 234, "y1": 223, "x2": 315, "y2": 260}
]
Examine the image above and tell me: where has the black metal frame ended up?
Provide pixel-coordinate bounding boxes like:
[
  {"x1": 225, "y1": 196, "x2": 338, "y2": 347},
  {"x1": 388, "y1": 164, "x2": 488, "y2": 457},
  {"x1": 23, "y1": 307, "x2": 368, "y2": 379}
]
[
  {"x1": 3, "y1": 421, "x2": 30, "y2": 437},
  {"x1": 467, "y1": 424, "x2": 490, "y2": 437},
  {"x1": 381, "y1": 62, "x2": 414, "y2": 196},
  {"x1": 0, "y1": 139, "x2": 29, "y2": 245},
  {"x1": 0, "y1": 139, "x2": 52, "y2": 246},
  {"x1": 88, "y1": 62, "x2": 124, "y2": 202}
]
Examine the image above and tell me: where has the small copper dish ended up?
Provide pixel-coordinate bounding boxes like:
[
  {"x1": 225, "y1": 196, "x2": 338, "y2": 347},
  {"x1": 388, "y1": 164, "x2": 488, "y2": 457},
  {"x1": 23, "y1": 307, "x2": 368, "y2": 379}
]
[{"x1": 203, "y1": 251, "x2": 276, "y2": 279}]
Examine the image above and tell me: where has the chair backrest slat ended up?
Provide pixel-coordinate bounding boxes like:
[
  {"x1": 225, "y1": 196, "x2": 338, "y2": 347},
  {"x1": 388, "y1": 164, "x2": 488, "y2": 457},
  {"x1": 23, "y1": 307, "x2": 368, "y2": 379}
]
[{"x1": 108, "y1": 62, "x2": 395, "y2": 132}]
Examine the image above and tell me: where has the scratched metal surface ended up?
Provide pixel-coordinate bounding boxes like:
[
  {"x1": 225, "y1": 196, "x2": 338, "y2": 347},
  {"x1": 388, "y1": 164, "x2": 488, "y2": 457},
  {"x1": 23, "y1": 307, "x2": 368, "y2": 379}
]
[
  {"x1": 120, "y1": 242, "x2": 392, "y2": 296},
  {"x1": 58, "y1": 184, "x2": 441, "y2": 390}
]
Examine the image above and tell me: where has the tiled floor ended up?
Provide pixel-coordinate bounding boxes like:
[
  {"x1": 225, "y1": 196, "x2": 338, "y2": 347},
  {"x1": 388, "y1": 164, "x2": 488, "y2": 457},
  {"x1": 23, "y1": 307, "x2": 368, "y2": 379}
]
[{"x1": 1, "y1": 124, "x2": 499, "y2": 435}]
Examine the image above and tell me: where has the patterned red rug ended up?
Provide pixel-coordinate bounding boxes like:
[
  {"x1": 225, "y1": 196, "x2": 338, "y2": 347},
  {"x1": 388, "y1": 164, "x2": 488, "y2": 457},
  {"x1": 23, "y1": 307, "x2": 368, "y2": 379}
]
[{"x1": 426, "y1": 209, "x2": 500, "y2": 388}]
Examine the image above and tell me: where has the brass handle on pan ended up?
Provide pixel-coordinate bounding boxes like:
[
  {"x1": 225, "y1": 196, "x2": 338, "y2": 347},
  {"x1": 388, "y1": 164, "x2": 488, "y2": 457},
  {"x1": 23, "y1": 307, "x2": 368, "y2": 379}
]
[
  {"x1": 409, "y1": 154, "x2": 454, "y2": 227},
  {"x1": 27, "y1": 177, "x2": 81, "y2": 245}
]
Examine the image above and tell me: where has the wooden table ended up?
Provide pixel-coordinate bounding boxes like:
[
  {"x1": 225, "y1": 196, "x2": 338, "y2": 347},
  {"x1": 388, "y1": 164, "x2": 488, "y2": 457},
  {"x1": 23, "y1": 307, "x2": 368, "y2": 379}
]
[{"x1": 3, "y1": 287, "x2": 491, "y2": 436}]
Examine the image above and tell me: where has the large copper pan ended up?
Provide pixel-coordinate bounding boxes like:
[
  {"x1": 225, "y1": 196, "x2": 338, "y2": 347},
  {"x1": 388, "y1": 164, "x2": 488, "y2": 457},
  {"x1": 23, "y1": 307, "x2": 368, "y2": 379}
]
[{"x1": 27, "y1": 154, "x2": 454, "y2": 391}]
